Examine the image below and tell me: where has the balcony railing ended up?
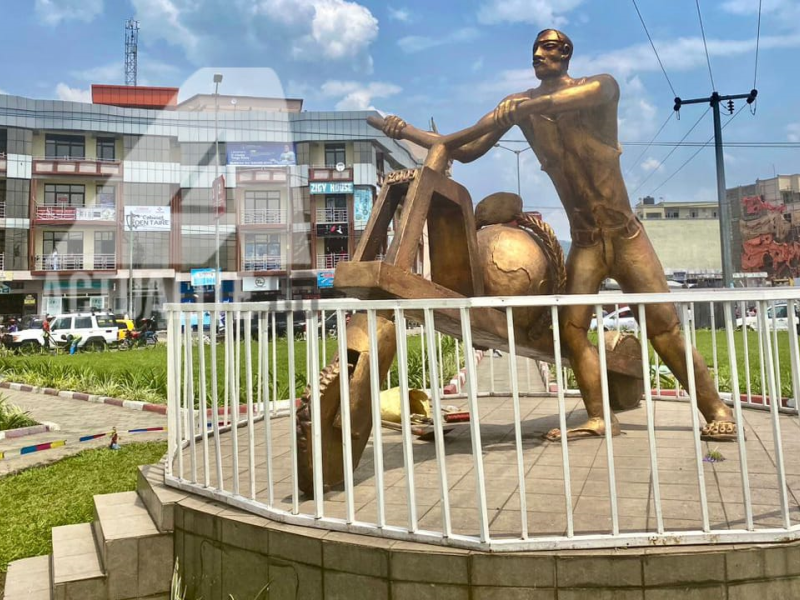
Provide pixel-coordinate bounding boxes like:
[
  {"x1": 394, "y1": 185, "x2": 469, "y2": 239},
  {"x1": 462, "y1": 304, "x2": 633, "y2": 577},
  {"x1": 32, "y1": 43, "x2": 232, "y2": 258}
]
[
  {"x1": 0, "y1": 254, "x2": 4, "y2": 272},
  {"x1": 32, "y1": 157, "x2": 122, "y2": 177},
  {"x1": 316, "y1": 253, "x2": 349, "y2": 270},
  {"x1": 241, "y1": 209, "x2": 286, "y2": 225},
  {"x1": 316, "y1": 208, "x2": 348, "y2": 223},
  {"x1": 0, "y1": 202, "x2": 5, "y2": 219},
  {"x1": 34, "y1": 204, "x2": 116, "y2": 222},
  {"x1": 34, "y1": 254, "x2": 116, "y2": 271},
  {"x1": 309, "y1": 165, "x2": 353, "y2": 182},
  {"x1": 242, "y1": 257, "x2": 285, "y2": 272}
]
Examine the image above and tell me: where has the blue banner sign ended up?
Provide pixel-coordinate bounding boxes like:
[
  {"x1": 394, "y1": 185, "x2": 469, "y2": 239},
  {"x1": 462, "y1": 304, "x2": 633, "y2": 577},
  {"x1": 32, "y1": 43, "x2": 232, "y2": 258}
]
[
  {"x1": 310, "y1": 182, "x2": 353, "y2": 195},
  {"x1": 354, "y1": 187, "x2": 373, "y2": 229},
  {"x1": 226, "y1": 143, "x2": 296, "y2": 166},
  {"x1": 317, "y1": 270, "x2": 335, "y2": 289}
]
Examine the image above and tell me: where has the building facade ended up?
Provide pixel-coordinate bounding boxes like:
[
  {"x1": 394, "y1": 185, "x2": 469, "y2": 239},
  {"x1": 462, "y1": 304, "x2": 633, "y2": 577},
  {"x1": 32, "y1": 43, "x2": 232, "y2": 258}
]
[
  {"x1": 0, "y1": 86, "x2": 421, "y2": 319},
  {"x1": 634, "y1": 197, "x2": 722, "y2": 280},
  {"x1": 727, "y1": 174, "x2": 800, "y2": 280}
]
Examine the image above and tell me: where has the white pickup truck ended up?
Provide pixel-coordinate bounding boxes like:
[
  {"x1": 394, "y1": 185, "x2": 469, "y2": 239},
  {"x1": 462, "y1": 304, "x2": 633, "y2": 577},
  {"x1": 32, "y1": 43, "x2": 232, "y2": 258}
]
[{"x1": 2, "y1": 312, "x2": 119, "y2": 353}]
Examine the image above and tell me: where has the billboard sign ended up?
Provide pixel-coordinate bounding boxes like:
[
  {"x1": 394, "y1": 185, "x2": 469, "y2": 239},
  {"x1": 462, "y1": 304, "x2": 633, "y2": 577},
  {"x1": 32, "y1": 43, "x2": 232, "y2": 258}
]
[
  {"x1": 190, "y1": 268, "x2": 218, "y2": 287},
  {"x1": 310, "y1": 182, "x2": 353, "y2": 195},
  {"x1": 124, "y1": 206, "x2": 172, "y2": 232},
  {"x1": 317, "y1": 271, "x2": 335, "y2": 289},
  {"x1": 354, "y1": 187, "x2": 373, "y2": 229},
  {"x1": 226, "y1": 143, "x2": 296, "y2": 166}
]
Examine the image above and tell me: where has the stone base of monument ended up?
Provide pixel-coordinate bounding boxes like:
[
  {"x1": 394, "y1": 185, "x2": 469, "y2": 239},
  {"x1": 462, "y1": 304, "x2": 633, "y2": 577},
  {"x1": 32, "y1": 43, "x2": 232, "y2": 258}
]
[{"x1": 160, "y1": 394, "x2": 800, "y2": 599}]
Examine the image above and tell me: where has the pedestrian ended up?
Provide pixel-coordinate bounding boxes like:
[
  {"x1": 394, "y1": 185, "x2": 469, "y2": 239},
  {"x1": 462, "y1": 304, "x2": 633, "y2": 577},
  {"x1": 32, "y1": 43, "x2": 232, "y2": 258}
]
[{"x1": 66, "y1": 333, "x2": 82, "y2": 355}]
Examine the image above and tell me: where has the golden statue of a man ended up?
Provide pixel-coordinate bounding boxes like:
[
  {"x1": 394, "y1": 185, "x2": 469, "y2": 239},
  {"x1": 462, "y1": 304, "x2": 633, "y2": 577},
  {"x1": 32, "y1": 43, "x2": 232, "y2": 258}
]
[{"x1": 382, "y1": 29, "x2": 736, "y2": 441}]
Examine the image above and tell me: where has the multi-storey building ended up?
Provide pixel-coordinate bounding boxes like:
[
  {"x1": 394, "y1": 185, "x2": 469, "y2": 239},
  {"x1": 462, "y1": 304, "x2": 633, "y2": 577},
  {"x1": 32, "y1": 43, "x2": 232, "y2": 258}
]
[
  {"x1": 633, "y1": 197, "x2": 722, "y2": 278},
  {"x1": 0, "y1": 85, "x2": 422, "y2": 319}
]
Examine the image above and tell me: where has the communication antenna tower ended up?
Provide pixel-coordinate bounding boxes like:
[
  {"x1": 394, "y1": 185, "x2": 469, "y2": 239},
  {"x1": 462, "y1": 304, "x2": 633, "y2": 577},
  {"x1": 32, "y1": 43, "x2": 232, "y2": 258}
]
[{"x1": 125, "y1": 19, "x2": 139, "y2": 86}]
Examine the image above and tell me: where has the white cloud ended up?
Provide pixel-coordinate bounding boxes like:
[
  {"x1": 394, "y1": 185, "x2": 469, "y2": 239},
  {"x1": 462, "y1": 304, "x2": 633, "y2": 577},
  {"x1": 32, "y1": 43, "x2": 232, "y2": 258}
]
[
  {"x1": 476, "y1": 0, "x2": 585, "y2": 26},
  {"x1": 398, "y1": 27, "x2": 479, "y2": 53},
  {"x1": 388, "y1": 6, "x2": 411, "y2": 22},
  {"x1": 788, "y1": 123, "x2": 800, "y2": 143},
  {"x1": 55, "y1": 83, "x2": 92, "y2": 103},
  {"x1": 640, "y1": 157, "x2": 663, "y2": 172},
  {"x1": 472, "y1": 57, "x2": 484, "y2": 72},
  {"x1": 132, "y1": 0, "x2": 378, "y2": 69},
  {"x1": 722, "y1": 0, "x2": 800, "y2": 22},
  {"x1": 35, "y1": 0, "x2": 103, "y2": 25},
  {"x1": 320, "y1": 80, "x2": 401, "y2": 110},
  {"x1": 0, "y1": 89, "x2": 7, "y2": 95}
]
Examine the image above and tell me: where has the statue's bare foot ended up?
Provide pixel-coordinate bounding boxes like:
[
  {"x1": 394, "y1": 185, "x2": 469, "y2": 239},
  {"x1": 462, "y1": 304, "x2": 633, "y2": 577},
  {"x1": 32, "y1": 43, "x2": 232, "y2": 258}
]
[
  {"x1": 544, "y1": 416, "x2": 620, "y2": 441},
  {"x1": 700, "y1": 420, "x2": 738, "y2": 442}
]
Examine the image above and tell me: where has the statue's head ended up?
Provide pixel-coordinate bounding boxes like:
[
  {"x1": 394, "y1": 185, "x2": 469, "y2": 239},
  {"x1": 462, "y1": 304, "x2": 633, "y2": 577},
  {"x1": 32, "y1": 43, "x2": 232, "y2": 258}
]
[{"x1": 532, "y1": 29, "x2": 573, "y2": 80}]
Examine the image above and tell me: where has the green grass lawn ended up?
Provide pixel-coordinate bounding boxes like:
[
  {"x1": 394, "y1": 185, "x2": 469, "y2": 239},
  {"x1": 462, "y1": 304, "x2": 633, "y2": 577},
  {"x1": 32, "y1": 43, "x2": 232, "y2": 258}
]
[
  {"x1": 0, "y1": 442, "x2": 167, "y2": 574},
  {"x1": 0, "y1": 334, "x2": 460, "y2": 405}
]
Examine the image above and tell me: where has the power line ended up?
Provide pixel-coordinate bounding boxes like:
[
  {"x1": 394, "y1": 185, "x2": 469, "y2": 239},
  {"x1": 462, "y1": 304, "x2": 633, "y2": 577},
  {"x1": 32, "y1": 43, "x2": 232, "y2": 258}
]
[
  {"x1": 754, "y1": 0, "x2": 763, "y2": 89},
  {"x1": 631, "y1": 0, "x2": 678, "y2": 97},
  {"x1": 630, "y1": 107, "x2": 710, "y2": 196},
  {"x1": 695, "y1": 0, "x2": 716, "y2": 90},
  {"x1": 649, "y1": 105, "x2": 746, "y2": 195},
  {"x1": 623, "y1": 111, "x2": 674, "y2": 177}
]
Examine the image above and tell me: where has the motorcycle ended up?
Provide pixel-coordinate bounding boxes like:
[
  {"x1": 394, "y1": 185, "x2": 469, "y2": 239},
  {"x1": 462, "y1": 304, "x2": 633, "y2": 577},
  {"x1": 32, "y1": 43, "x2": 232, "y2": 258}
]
[{"x1": 120, "y1": 318, "x2": 159, "y2": 350}]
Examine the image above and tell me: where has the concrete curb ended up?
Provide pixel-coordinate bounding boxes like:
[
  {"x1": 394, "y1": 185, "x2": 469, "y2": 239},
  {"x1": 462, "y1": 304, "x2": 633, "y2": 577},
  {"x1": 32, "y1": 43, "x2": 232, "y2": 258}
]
[
  {"x1": 0, "y1": 423, "x2": 53, "y2": 441},
  {"x1": 0, "y1": 380, "x2": 168, "y2": 415},
  {"x1": 443, "y1": 350, "x2": 486, "y2": 395}
]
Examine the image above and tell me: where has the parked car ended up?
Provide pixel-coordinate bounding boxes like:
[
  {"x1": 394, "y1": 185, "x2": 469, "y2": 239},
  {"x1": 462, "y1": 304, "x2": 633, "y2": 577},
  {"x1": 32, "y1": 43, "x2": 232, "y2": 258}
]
[
  {"x1": 589, "y1": 306, "x2": 639, "y2": 332},
  {"x1": 49, "y1": 313, "x2": 119, "y2": 351},
  {"x1": 115, "y1": 318, "x2": 135, "y2": 342},
  {"x1": 736, "y1": 302, "x2": 799, "y2": 332}
]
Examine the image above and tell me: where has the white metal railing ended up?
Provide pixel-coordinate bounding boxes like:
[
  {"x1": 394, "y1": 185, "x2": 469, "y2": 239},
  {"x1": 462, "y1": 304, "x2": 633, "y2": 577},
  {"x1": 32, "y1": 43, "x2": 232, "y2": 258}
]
[
  {"x1": 0, "y1": 202, "x2": 5, "y2": 218},
  {"x1": 316, "y1": 208, "x2": 348, "y2": 223},
  {"x1": 35, "y1": 203, "x2": 116, "y2": 222},
  {"x1": 242, "y1": 209, "x2": 286, "y2": 225},
  {"x1": 34, "y1": 253, "x2": 116, "y2": 271},
  {"x1": 242, "y1": 257, "x2": 284, "y2": 272},
  {"x1": 316, "y1": 253, "x2": 349, "y2": 269},
  {"x1": 165, "y1": 288, "x2": 800, "y2": 552}
]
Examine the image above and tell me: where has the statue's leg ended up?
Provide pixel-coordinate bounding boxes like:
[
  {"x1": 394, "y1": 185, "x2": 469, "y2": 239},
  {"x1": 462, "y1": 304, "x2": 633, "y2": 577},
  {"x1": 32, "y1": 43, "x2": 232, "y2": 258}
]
[
  {"x1": 613, "y1": 229, "x2": 736, "y2": 441},
  {"x1": 546, "y1": 243, "x2": 619, "y2": 441}
]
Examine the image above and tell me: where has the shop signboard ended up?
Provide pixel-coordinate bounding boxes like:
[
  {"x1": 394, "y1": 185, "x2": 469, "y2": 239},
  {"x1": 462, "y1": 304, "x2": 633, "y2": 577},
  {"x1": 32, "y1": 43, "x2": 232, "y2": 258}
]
[
  {"x1": 190, "y1": 268, "x2": 218, "y2": 287},
  {"x1": 226, "y1": 143, "x2": 296, "y2": 166},
  {"x1": 242, "y1": 276, "x2": 280, "y2": 292},
  {"x1": 310, "y1": 182, "x2": 353, "y2": 195},
  {"x1": 124, "y1": 206, "x2": 172, "y2": 232},
  {"x1": 317, "y1": 271, "x2": 335, "y2": 289},
  {"x1": 354, "y1": 187, "x2": 373, "y2": 229}
]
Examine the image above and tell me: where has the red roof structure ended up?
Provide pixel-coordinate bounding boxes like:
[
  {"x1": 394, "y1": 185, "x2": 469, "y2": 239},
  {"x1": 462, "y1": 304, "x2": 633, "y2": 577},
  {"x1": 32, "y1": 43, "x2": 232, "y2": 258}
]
[{"x1": 91, "y1": 85, "x2": 179, "y2": 109}]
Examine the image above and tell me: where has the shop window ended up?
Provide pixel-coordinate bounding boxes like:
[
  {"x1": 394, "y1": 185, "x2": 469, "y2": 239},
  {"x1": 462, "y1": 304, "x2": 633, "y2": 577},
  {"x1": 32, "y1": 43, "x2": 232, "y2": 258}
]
[
  {"x1": 45, "y1": 184, "x2": 85, "y2": 206},
  {"x1": 324, "y1": 143, "x2": 346, "y2": 167}
]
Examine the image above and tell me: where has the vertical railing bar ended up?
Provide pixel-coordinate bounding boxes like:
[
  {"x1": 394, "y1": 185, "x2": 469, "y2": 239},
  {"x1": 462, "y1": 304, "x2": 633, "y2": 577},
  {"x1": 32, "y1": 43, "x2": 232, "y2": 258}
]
[
  {"x1": 459, "y1": 307, "x2": 490, "y2": 543},
  {"x1": 595, "y1": 303, "x2": 619, "y2": 536},
  {"x1": 166, "y1": 311, "x2": 175, "y2": 477},
  {"x1": 184, "y1": 321, "x2": 196, "y2": 484},
  {"x1": 740, "y1": 301, "x2": 752, "y2": 405},
  {"x1": 637, "y1": 304, "x2": 664, "y2": 534},
  {"x1": 394, "y1": 309, "x2": 419, "y2": 533},
  {"x1": 526, "y1": 356, "x2": 532, "y2": 394},
  {"x1": 437, "y1": 332, "x2": 445, "y2": 397},
  {"x1": 757, "y1": 305, "x2": 767, "y2": 406},
  {"x1": 272, "y1": 312, "x2": 278, "y2": 416},
  {"x1": 654, "y1": 352, "x2": 661, "y2": 398},
  {"x1": 287, "y1": 311, "x2": 299, "y2": 514},
  {"x1": 759, "y1": 301, "x2": 790, "y2": 529},
  {"x1": 454, "y1": 338, "x2": 462, "y2": 394},
  {"x1": 321, "y1": 310, "x2": 327, "y2": 368},
  {"x1": 210, "y1": 309, "x2": 223, "y2": 491},
  {"x1": 549, "y1": 306, "x2": 573, "y2": 538},
  {"x1": 425, "y1": 309, "x2": 452, "y2": 538},
  {"x1": 420, "y1": 322, "x2": 427, "y2": 392},
  {"x1": 367, "y1": 310, "x2": 387, "y2": 528},
  {"x1": 224, "y1": 312, "x2": 230, "y2": 427},
  {"x1": 771, "y1": 301, "x2": 782, "y2": 411},
  {"x1": 308, "y1": 310, "x2": 325, "y2": 518},
  {"x1": 197, "y1": 309, "x2": 210, "y2": 488},
  {"x1": 231, "y1": 311, "x2": 241, "y2": 497},
  {"x1": 710, "y1": 302, "x2": 719, "y2": 393},
  {"x1": 690, "y1": 302, "x2": 697, "y2": 349},
  {"x1": 680, "y1": 303, "x2": 710, "y2": 532},
  {"x1": 245, "y1": 311, "x2": 256, "y2": 501},
  {"x1": 336, "y1": 309, "x2": 356, "y2": 524},
  {"x1": 787, "y1": 299, "x2": 800, "y2": 423},
  {"x1": 261, "y1": 313, "x2": 274, "y2": 507},
  {"x1": 176, "y1": 314, "x2": 185, "y2": 479},
  {"x1": 489, "y1": 341, "x2": 496, "y2": 396},
  {"x1": 169, "y1": 312, "x2": 182, "y2": 478},
  {"x1": 257, "y1": 311, "x2": 264, "y2": 417},
  {"x1": 723, "y1": 302, "x2": 753, "y2": 531}
]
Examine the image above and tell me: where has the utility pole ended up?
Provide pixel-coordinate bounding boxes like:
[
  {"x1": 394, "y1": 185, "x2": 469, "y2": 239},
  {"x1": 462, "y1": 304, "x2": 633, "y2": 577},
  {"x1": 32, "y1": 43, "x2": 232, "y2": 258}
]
[{"x1": 673, "y1": 88, "x2": 757, "y2": 288}]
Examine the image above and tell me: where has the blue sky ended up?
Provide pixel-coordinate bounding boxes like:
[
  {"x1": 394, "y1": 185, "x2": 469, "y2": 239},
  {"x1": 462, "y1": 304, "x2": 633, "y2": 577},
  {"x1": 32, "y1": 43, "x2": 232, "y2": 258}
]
[{"x1": 1, "y1": 0, "x2": 798, "y2": 238}]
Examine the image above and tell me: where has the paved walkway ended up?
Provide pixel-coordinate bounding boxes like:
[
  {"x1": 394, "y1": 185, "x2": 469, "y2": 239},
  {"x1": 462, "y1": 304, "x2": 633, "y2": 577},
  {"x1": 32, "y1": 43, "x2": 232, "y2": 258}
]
[{"x1": 0, "y1": 389, "x2": 167, "y2": 475}]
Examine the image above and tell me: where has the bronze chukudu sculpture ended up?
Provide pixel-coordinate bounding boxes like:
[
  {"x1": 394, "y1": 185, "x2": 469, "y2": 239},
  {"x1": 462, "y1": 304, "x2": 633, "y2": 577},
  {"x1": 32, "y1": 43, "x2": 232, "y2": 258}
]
[{"x1": 295, "y1": 29, "x2": 736, "y2": 495}]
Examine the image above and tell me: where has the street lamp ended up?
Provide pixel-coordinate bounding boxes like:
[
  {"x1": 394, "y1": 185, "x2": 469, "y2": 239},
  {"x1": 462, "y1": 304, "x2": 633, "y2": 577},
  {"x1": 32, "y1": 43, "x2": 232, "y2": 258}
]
[
  {"x1": 213, "y1": 73, "x2": 223, "y2": 307},
  {"x1": 494, "y1": 143, "x2": 532, "y2": 197}
]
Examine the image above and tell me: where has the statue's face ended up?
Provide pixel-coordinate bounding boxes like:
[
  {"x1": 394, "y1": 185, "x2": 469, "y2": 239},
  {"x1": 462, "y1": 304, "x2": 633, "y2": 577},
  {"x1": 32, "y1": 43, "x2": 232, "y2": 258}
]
[{"x1": 532, "y1": 31, "x2": 569, "y2": 80}]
